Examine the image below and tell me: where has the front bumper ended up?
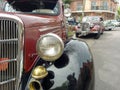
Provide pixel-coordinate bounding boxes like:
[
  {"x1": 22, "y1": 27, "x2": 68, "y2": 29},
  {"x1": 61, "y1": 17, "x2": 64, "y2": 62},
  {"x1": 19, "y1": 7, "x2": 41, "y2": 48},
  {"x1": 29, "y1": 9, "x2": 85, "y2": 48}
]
[{"x1": 76, "y1": 30, "x2": 98, "y2": 37}]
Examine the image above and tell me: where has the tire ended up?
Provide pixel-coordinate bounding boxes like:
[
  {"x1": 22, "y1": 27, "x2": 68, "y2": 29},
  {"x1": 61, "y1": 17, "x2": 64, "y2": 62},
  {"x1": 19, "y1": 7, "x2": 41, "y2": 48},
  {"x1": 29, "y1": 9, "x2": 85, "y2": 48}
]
[{"x1": 94, "y1": 30, "x2": 100, "y2": 39}]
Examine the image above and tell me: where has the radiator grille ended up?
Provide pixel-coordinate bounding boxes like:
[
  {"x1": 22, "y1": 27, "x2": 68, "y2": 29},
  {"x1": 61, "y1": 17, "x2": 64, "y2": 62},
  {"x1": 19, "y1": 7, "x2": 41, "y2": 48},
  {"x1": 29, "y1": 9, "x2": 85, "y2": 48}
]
[
  {"x1": 81, "y1": 23, "x2": 89, "y2": 31},
  {"x1": 0, "y1": 18, "x2": 19, "y2": 90}
]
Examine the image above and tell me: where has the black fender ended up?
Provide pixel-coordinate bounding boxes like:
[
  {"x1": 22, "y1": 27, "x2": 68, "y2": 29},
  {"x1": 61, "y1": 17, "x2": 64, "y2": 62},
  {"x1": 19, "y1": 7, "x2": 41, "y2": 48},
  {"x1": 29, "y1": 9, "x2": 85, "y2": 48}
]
[{"x1": 23, "y1": 39, "x2": 94, "y2": 90}]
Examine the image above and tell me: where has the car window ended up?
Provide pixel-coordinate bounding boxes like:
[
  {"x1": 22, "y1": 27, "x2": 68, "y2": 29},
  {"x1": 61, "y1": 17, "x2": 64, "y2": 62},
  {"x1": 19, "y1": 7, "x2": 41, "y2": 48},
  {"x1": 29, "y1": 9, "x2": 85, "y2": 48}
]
[
  {"x1": 82, "y1": 16, "x2": 100, "y2": 23},
  {"x1": 3, "y1": 0, "x2": 60, "y2": 15}
]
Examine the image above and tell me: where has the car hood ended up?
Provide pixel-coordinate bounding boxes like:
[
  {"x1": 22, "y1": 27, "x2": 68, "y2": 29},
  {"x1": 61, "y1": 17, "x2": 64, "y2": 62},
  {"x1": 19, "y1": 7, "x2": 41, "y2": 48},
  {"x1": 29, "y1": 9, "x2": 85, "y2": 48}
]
[{"x1": 14, "y1": 14, "x2": 57, "y2": 28}]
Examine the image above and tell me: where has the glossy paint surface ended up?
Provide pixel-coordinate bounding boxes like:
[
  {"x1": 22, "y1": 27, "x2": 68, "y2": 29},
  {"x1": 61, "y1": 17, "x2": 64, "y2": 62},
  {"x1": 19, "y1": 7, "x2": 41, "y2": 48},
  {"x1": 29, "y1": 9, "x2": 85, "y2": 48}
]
[
  {"x1": 23, "y1": 39, "x2": 94, "y2": 90},
  {"x1": 16, "y1": 13, "x2": 65, "y2": 72},
  {"x1": 47, "y1": 39, "x2": 94, "y2": 90},
  {"x1": 3, "y1": 1, "x2": 65, "y2": 72},
  {"x1": 0, "y1": 1, "x2": 94, "y2": 90},
  {"x1": 24, "y1": 39, "x2": 94, "y2": 90},
  {"x1": 0, "y1": 0, "x2": 66, "y2": 72}
]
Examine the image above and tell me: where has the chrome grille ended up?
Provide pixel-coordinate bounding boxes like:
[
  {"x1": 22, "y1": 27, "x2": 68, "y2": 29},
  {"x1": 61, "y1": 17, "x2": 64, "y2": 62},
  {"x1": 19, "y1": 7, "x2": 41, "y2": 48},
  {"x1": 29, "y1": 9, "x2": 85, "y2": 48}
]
[
  {"x1": 81, "y1": 23, "x2": 89, "y2": 31},
  {"x1": 0, "y1": 16, "x2": 23, "y2": 90}
]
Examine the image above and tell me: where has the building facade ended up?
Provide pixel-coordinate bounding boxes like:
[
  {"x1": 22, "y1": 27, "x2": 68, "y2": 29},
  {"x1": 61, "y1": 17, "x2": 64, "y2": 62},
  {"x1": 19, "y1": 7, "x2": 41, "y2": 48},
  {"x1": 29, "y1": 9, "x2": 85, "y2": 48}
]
[{"x1": 70, "y1": 0, "x2": 118, "y2": 22}]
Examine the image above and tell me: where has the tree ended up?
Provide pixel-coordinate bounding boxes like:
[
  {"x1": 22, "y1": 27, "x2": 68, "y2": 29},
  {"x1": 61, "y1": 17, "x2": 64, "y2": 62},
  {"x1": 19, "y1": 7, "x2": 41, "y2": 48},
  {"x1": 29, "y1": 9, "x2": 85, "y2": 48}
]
[
  {"x1": 117, "y1": 7, "x2": 120, "y2": 16},
  {"x1": 63, "y1": 0, "x2": 73, "y2": 4},
  {"x1": 116, "y1": 6, "x2": 120, "y2": 20}
]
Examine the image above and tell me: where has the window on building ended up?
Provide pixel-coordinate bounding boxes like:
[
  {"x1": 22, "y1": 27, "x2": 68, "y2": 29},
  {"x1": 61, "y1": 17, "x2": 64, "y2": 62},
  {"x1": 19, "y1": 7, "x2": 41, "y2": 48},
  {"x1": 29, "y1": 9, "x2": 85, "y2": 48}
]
[
  {"x1": 110, "y1": 3, "x2": 113, "y2": 11},
  {"x1": 91, "y1": 1, "x2": 97, "y2": 10},
  {"x1": 77, "y1": 3, "x2": 83, "y2": 11},
  {"x1": 102, "y1": 1, "x2": 108, "y2": 10}
]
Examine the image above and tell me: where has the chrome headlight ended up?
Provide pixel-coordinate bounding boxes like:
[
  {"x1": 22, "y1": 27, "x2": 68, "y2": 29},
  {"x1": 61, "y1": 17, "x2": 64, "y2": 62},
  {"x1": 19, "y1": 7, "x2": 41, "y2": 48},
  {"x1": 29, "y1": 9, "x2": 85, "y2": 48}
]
[
  {"x1": 36, "y1": 33, "x2": 64, "y2": 61},
  {"x1": 90, "y1": 23, "x2": 94, "y2": 28}
]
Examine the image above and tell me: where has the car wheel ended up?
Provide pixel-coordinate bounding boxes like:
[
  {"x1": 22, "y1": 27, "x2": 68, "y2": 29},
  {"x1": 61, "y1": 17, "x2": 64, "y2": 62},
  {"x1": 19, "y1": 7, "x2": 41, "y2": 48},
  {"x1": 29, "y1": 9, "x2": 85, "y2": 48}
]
[
  {"x1": 94, "y1": 30, "x2": 100, "y2": 39},
  {"x1": 108, "y1": 28, "x2": 112, "y2": 31}
]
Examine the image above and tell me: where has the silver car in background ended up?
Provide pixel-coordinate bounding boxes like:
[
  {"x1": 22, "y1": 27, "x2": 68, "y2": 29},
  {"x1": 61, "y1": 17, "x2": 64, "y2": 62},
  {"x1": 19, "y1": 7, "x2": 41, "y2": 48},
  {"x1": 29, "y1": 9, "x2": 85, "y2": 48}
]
[{"x1": 104, "y1": 19, "x2": 120, "y2": 31}]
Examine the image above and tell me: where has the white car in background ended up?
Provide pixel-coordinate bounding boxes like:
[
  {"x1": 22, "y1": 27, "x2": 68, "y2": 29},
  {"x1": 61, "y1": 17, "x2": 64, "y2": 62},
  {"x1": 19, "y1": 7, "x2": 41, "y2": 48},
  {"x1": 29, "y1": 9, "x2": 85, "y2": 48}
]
[
  {"x1": 104, "y1": 20, "x2": 115, "y2": 30},
  {"x1": 110, "y1": 20, "x2": 120, "y2": 27},
  {"x1": 104, "y1": 19, "x2": 120, "y2": 30}
]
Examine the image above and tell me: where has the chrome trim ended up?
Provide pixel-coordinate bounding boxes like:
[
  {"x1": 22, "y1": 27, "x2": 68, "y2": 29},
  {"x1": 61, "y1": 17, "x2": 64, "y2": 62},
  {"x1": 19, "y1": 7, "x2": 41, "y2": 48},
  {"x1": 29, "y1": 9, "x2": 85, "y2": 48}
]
[
  {"x1": 0, "y1": 14, "x2": 24, "y2": 90},
  {"x1": 0, "y1": 78, "x2": 16, "y2": 85},
  {"x1": 0, "y1": 59, "x2": 17, "y2": 63},
  {"x1": 36, "y1": 33, "x2": 64, "y2": 61},
  {"x1": 0, "y1": 39, "x2": 18, "y2": 43},
  {"x1": 38, "y1": 26, "x2": 61, "y2": 32}
]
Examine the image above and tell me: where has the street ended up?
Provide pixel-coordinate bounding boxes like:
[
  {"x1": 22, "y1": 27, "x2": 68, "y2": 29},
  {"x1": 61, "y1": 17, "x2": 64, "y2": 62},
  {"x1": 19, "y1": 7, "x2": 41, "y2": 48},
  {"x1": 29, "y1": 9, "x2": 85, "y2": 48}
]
[{"x1": 79, "y1": 27, "x2": 120, "y2": 90}]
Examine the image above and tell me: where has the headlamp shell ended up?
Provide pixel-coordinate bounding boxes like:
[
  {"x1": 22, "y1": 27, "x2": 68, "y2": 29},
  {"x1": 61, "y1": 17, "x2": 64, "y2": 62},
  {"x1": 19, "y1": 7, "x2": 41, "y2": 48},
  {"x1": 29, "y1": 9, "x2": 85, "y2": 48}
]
[
  {"x1": 90, "y1": 23, "x2": 94, "y2": 28},
  {"x1": 36, "y1": 33, "x2": 64, "y2": 61}
]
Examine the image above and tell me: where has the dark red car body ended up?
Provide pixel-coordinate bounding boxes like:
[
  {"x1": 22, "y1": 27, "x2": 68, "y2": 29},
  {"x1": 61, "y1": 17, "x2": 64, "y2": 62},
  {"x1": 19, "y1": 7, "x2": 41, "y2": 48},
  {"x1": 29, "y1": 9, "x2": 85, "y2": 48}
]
[{"x1": 0, "y1": 0, "x2": 94, "y2": 90}]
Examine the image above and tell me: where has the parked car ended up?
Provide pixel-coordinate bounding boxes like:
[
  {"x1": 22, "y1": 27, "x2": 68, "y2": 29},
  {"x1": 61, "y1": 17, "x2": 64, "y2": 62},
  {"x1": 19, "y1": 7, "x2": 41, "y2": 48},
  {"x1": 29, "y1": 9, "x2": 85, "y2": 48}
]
[
  {"x1": 110, "y1": 20, "x2": 120, "y2": 27},
  {"x1": 76, "y1": 16, "x2": 105, "y2": 39},
  {"x1": 0, "y1": 0, "x2": 94, "y2": 90},
  {"x1": 103, "y1": 20, "x2": 115, "y2": 31}
]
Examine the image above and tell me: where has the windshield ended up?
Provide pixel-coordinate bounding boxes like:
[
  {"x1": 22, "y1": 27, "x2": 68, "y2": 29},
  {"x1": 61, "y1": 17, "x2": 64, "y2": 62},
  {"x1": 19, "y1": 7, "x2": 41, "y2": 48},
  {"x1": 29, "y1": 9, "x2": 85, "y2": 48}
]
[
  {"x1": 4, "y1": 0, "x2": 59, "y2": 15},
  {"x1": 82, "y1": 16, "x2": 100, "y2": 23}
]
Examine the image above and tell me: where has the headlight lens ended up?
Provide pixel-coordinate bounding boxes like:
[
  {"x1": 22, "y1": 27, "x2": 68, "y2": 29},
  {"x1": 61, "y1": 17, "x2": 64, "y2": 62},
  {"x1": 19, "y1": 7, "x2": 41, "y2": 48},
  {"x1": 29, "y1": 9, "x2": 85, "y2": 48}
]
[
  {"x1": 90, "y1": 23, "x2": 94, "y2": 27},
  {"x1": 36, "y1": 33, "x2": 64, "y2": 61}
]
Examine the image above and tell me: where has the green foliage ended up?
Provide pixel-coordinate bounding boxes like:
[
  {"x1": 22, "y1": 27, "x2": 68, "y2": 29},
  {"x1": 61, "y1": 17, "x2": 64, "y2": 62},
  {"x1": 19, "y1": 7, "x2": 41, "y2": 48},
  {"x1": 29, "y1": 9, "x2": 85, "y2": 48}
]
[
  {"x1": 63, "y1": 0, "x2": 73, "y2": 4},
  {"x1": 116, "y1": 6, "x2": 120, "y2": 19},
  {"x1": 117, "y1": 7, "x2": 120, "y2": 15}
]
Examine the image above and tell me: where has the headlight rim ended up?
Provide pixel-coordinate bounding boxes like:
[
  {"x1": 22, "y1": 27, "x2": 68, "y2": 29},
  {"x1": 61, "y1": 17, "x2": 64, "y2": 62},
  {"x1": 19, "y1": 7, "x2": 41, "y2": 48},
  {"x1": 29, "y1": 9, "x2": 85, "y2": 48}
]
[{"x1": 36, "y1": 33, "x2": 64, "y2": 61}]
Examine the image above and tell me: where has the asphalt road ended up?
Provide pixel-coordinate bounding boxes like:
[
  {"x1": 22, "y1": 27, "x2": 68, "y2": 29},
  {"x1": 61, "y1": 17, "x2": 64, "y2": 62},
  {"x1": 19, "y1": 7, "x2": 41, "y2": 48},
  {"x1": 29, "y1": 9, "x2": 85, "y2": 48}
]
[{"x1": 78, "y1": 27, "x2": 120, "y2": 90}]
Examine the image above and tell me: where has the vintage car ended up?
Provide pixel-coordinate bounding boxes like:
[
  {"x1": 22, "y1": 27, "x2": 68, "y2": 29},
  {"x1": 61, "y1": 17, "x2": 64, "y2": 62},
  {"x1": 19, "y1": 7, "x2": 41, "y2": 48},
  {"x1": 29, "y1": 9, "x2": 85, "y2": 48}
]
[
  {"x1": 0, "y1": 0, "x2": 94, "y2": 90},
  {"x1": 76, "y1": 16, "x2": 105, "y2": 39}
]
